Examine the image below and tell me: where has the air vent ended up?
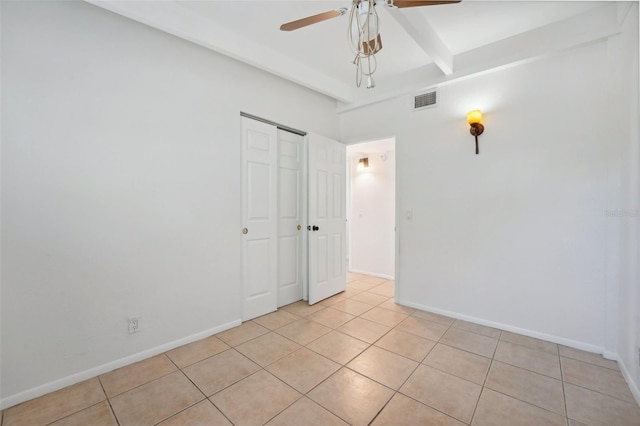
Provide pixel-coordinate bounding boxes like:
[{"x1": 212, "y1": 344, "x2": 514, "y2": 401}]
[{"x1": 413, "y1": 89, "x2": 438, "y2": 110}]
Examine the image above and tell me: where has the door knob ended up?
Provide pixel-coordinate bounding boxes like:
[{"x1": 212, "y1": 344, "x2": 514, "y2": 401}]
[
  {"x1": 297, "y1": 225, "x2": 301, "y2": 231},
  {"x1": 242, "y1": 228, "x2": 248, "y2": 234},
  {"x1": 312, "y1": 225, "x2": 319, "y2": 231}
]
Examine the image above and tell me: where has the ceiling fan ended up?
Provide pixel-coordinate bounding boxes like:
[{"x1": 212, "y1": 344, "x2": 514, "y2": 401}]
[{"x1": 280, "y1": 0, "x2": 461, "y2": 89}]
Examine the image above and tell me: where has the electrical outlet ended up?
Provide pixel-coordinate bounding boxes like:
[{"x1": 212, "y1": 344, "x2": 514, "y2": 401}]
[{"x1": 128, "y1": 317, "x2": 141, "y2": 334}]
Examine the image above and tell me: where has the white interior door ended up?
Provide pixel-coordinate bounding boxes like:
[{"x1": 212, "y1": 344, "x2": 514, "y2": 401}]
[
  {"x1": 277, "y1": 129, "x2": 303, "y2": 307},
  {"x1": 241, "y1": 117, "x2": 278, "y2": 320},
  {"x1": 308, "y1": 133, "x2": 347, "y2": 305}
]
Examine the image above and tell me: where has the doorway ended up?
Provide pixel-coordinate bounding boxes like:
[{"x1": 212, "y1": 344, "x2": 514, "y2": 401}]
[{"x1": 346, "y1": 138, "x2": 396, "y2": 280}]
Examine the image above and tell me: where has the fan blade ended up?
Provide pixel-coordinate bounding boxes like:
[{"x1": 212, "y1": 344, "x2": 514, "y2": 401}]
[
  {"x1": 280, "y1": 9, "x2": 345, "y2": 31},
  {"x1": 393, "y1": 0, "x2": 461, "y2": 8}
]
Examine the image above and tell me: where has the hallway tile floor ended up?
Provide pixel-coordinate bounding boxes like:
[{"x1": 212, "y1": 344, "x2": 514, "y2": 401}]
[{"x1": 3, "y1": 273, "x2": 639, "y2": 425}]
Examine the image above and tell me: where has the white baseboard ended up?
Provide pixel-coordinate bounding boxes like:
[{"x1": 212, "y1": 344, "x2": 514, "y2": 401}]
[
  {"x1": 398, "y1": 299, "x2": 608, "y2": 355},
  {"x1": 0, "y1": 319, "x2": 241, "y2": 410},
  {"x1": 401, "y1": 299, "x2": 640, "y2": 406},
  {"x1": 399, "y1": 300, "x2": 640, "y2": 405},
  {"x1": 617, "y1": 356, "x2": 640, "y2": 406},
  {"x1": 349, "y1": 269, "x2": 394, "y2": 280}
]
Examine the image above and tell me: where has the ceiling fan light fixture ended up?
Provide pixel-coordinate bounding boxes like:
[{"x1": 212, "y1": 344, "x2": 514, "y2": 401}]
[
  {"x1": 349, "y1": 0, "x2": 381, "y2": 89},
  {"x1": 279, "y1": 0, "x2": 462, "y2": 89}
]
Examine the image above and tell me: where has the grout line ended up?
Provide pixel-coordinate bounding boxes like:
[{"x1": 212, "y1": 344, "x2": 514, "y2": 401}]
[
  {"x1": 243, "y1": 367, "x2": 305, "y2": 424},
  {"x1": 298, "y1": 368, "x2": 354, "y2": 424},
  {"x1": 216, "y1": 322, "x2": 271, "y2": 348},
  {"x1": 472, "y1": 387, "x2": 491, "y2": 425},
  {"x1": 420, "y1": 339, "x2": 439, "y2": 363},
  {"x1": 397, "y1": 391, "x2": 471, "y2": 425},
  {"x1": 235, "y1": 330, "x2": 305, "y2": 362},
  {"x1": 273, "y1": 325, "x2": 332, "y2": 348},
  {"x1": 96, "y1": 376, "x2": 121, "y2": 426},
  {"x1": 207, "y1": 396, "x2": 238, "y2": 425},
  {"x1": 206, "y1": 398, "x2": 233, "y2": 424},
  {"x1": 419, "y1": 361, "x2": 486, "y2": 388},
  {"x1": 305, "y1": 396, "x2": 352, "y2": 425},
  {"x1": 429, "y1": 314, "x2": 482, "y2": 425},
  {"x1": 498, "y1": 335, "x2": 560, "y2": 357},
  {"x1": 556, "y1": 349, "x2": 621, "y2": 371},
  {"x1": 194, "y1": 348, "x2": 262, "y2": 398},
  {"x1": 151, "y1": 400, "x2": 204, "y2": 426},
  {"x1": 253, "y1": 315, "x2": 303, "y2": 331},
  {"x1": 306, "y1": 333, "x2": 372, "y2": 365},
  {"x1": 100, "y1": 355, "x2": 180, "y2": 400},
  {"x1": 180, "y1": 346, "x2": 235, "y2": 370},
  {"x1": 320, "y1": 365, "x2": 395, "y2": 425},
  {"x1": 341, "y1": 363, "x2": 399, "y2": 393},
  {"x1": 166, "y1": 356, "x2": 208, "y2": 402},
  {"x1": 560, "y1": 355, "x2": 624, "y2": 375},
  {"x1": 433, "y1": 341, "x2": 495, "y2": 360},
  {"x1": 260, "y1": 393, "x2": 304, "y2": 425},
  {"x1": 373, "y1": 340, "x2": 430, "y2": 366},
  {"x1": 367, "y1": 391, "x2": 396, "y2": 425},
  {"x1": 490, "y1": 359, "x2": 562, "y2": 381},
  {"x1": 562, "y1": 381, "x2": 640, "y2": 406},
  {"x1": 266, "y1": 347, "x2": 342, "y2": 393},
  {"x1": 482, "y1": 387, "x2": 568, "y2": 419},
  {"x1": 560, "y1": 354, "x2": 570, "y2": 424},
  {"x1": 43, "y1": 401, "x2": 110, "y2": 426},
  {"x1": 470, "y1": 355, "x2": 496, "y2": 423},
  {"x1": 302, "y1": 365, "x2": 349, "y2": 396},
  {"x1": 490, "y1": 359, "x2": 564, "y2": 383}
]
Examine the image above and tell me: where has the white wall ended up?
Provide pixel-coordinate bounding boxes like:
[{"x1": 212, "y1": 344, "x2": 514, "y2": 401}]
[
  {"x1": 0, "y1": 0, "x2": 338, "y2": 407},
  {"x1": 613, "y1": 3, "x2": 640, "y2": 401},
  {"x1": 340, "y1": 35, "x2": 630, "y2": 354},
  {"x1": 347, "y1": 141, "x2": 396, "y2": 279}
]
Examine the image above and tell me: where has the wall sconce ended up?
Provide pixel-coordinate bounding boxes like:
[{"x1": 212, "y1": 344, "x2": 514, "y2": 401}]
[
  {"x1": 358, "y1": 157, "x2": 369, "y2": 170},
  {"x1": 467, "y1": 110, "x2": 484, "y2": 155}
]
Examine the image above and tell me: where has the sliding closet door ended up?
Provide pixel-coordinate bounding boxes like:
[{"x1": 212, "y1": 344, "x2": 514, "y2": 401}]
[
  {"x1": 241, "y1": 117, "x2": 278, "y2": 320},
  {"x1": 277, "y1": 130, "x2": 304, "y2": 307}
]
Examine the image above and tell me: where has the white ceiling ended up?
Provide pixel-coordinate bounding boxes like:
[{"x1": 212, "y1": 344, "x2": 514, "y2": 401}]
[{"x1": 87, "y1": 0, "x2": 627, "y2": 110}]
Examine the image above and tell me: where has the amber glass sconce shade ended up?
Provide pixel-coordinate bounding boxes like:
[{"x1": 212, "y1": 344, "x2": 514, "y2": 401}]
[{"x1": 467, "y1": 110, "x2": 484, "y2": 155}]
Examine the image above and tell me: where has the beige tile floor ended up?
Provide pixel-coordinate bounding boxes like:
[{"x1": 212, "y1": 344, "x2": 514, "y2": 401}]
[{"x1": 3, "y1": 272, "x2": 640, "y2": 426}]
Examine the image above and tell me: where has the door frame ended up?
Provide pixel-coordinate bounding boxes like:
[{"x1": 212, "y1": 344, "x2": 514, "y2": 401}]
[{"x1": 344, "y1": 136, "x2": 399, "y2": 300}]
